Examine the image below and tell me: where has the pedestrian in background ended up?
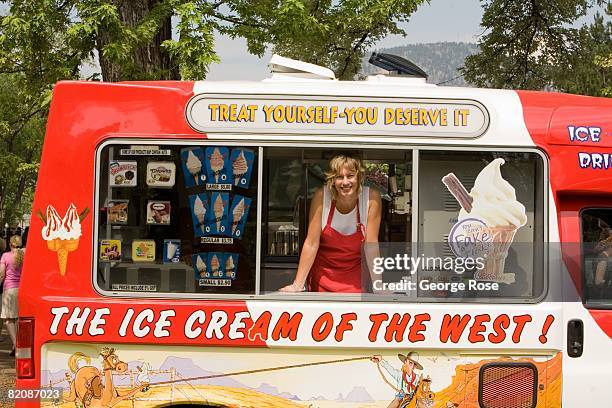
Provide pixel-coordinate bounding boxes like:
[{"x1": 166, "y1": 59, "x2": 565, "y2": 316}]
[{"x1": 0, "y1": 235, "x2": 24, "y2": 356}]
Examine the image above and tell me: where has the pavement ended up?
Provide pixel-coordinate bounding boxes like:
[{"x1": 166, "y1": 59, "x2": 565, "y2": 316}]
[{"x1": 0, "y1": 325, "x2": 16, "y2": 408}]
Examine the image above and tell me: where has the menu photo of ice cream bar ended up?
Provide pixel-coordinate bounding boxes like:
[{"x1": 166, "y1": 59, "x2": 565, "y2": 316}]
[
  {"x1": 208, "y1": 192, "x2": 230, "y2": 236},
  {"x1": 100, "y1": 239, "x2": 121, "y2": 262},
  {"x1": 204, "y1": 147, "x2": 231, "y2": 187},
  {"x1": 163, "y1": 239, "x2": 181, "y2": 263},
  {"x1": 146, "y1": 200, "x2": 171, "y2": 225},
  {"x1": 188, "y1": 193, "x2": 209, "y2": 237},
  {"x1": 109, "y1": 161, "x2": 137, "y2": 187},
  {"x1": 229, "y1": 195, "x2": 252, "y2": 239},
  {"x1": 230, "y1": 148, "x2": 255, "y2": 188},
  {"x1": 180, "y1": 147, "x2": 205, "y2": 188},
  {"x1": 132, "y1": 240, "x2": 156, "y2": 262},
  {"x1": 146, "y1": 161, "x2": 176, "y2": 188},
  {"x1": 107, "y1": 199, "x2": 129, "y2": 224}
]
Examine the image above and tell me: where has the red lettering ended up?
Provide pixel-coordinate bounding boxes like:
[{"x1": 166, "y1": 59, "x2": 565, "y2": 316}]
[
  {"x1": 312, "y1": 312, "x2": 334, "y2": 342},
  {"x1": 271, "y1": 312, "x2": 302, "y2": 341},
  {"x1": 440, "y1": 314, "x2": 471, "y2": 343},
  {"x1": 468, "y1": 314, "x2": 490, "y2": 343},
  {"x1": 385, "y1": 313, "x2": 410, "y2": 342},
  {"x1": 248, "y1": 311, "x2": 271, "y2": 341},
  {"x1": 488, "y1": 314, "x2": 510, "y2": 344},
  {"x1": 512, "y1": 315, "x2": 532, "y2": 343},
  {"x1": 335, "y1": 313, "x2": 357, "y2": 342},
  {"x1": 368, "y1": 313, "x2": 389, "y2": 342},
  {"x1": 408, "y1": 313, "x2": 430, "y2": 343}
]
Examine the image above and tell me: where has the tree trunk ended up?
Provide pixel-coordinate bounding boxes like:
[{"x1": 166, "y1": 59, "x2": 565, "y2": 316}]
[{"x1": 97, "y1": 0, "x2": 179, "y2": 82}]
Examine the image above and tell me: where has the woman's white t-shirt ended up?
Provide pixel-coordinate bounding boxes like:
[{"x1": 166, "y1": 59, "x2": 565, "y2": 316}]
[{"x1": 321, "y1": 186, "x2": 369, "y2": 235}]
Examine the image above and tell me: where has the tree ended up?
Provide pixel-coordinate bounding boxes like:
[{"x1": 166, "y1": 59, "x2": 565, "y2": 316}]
[
  {"x1": 0, "y1": 0, "x2": 427, "y2": 224},
  {"x1": 462, "y1": 0, "x2": 611, "y2": 96},
  {"x1": 1, "y1": 0, "x2": 428, "y2": 82},
  {"x1": 0, "y1": 73, "x2": 44, "y2": 228},
  {"x1": 553, "y1": 4, "x2": 611, "y2": 96}
]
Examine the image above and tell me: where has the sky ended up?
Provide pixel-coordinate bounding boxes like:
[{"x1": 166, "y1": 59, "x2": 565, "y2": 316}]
[{"x1": 206, "y1": 0, "x2": 484, "y2": 80}]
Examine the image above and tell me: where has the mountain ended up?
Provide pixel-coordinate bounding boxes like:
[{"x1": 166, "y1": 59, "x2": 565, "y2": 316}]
[
  {"x1": 254, "y1": 383, "x2": 301, "y2": 400},
  {"x1": 344, "y1": 386, "x2": 375, "y2": 402},
  {"x1": 363, "y1": 42, "x2": 479, "y2": 87}
]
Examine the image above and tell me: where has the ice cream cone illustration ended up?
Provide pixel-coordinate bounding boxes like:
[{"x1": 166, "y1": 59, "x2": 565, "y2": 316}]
[
  {"x1": 186, "y1": 150, "x2": 202, "y2": 185},
  {"x1": 225, "y1": 255, "x2": 235, "y2": 277},
  {"x1": 213, "y1": 194, "x2": 225, "y2": 232},
  {"x1": 232, "y1": 198, "x2": 245, "y2": 234},
  {"x1": 210, "y1": 254, "x2": 220, "y2": 277},
  {"x1": 209, "y1": 148, "x2": 225, "y2": 183},
  {"x1": 196, "y1": 255, "x2": 207, "y2": 277},
  {"x1": 444, "y1": 158, "x2": 527, "y2": 283},
  {"x1": 193, "y1": 195, "x2": 207, "y2": 234},
  {"x1": 39, "y1": 203, "x2": 87, "y2": 276},
  {"x1": 232, "y1": 150, "x2": 248, "y2": 186}
]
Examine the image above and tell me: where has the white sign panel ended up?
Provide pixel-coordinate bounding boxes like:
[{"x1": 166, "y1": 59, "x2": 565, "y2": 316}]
[{"x1": 186, "y1": 95, "x2": 489, "y2": 138}]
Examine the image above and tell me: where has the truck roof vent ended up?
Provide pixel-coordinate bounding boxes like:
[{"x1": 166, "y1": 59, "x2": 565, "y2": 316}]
[
  {"x1": 267, "y1": 54, "x2": 336, "y2": 81},
  {"x1": 369, "y1": 52, "x2": 428, "y2": 79}
]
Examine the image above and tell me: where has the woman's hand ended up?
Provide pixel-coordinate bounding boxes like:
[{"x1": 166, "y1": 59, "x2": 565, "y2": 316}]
[{"x1": 279, "y1": 282, "x2": 306, "y2": 292}]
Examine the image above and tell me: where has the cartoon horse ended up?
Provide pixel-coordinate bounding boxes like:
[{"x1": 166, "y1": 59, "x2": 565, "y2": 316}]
[
  {"x1": 65, "y1": 347, "x2": 145, "y2": 408},
  {"x1": 404, "y1": 376, "x2": 436, "y2": 408}
]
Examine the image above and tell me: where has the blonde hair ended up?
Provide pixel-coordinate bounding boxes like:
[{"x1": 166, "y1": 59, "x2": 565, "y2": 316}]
[
  {"x1": 9, "y1": 235, "x2": 23, "y2": 267},
  {"x1": 324, "y1": 155, "x2": 365, "y2": 201}
]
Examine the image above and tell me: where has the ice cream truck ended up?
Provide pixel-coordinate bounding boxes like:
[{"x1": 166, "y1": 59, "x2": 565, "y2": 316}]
[{"x1": 13, "y1": 54, "x2": 612, "y2": 407}]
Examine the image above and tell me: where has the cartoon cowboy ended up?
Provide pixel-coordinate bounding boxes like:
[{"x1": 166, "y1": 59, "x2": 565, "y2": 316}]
[{"x1": 371, "y1": 352, "x2": 423, "y2": 408}]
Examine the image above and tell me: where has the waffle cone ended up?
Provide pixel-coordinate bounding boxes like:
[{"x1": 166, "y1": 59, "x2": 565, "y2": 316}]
[
  {"x1": 63, "y1": 237, "x2": 80, "y2": 251},
  {"x1": 57, "y1": 248, "x2": 68, "y2": 276},
  {"x1": 47, "y1": 238, "x2": 62, "y2": 251},
  {"x1": 475, "y1": 225, "x2": 518, "y2": 283}
]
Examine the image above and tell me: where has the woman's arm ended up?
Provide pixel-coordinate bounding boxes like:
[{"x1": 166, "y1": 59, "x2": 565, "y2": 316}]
[
  {"x1": 279, "y1": 188, "x2": 324, "y2": 292},
  {"x1": 365, "y1": 188, "x2": 382, "y2": 243},
  {"x1": 0, "y1": 255, "x2": 6, "y2": 283},
  {"x1": 363, "y1": 189, "x2": 382, "y2": 290}
]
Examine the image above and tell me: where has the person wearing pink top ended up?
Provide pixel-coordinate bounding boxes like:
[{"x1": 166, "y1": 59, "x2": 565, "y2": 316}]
[{"x1": 0, "y1": 235, "x2": 24, "y2": 356}]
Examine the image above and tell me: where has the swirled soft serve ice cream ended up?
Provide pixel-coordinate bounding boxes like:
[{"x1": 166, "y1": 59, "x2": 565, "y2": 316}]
[
  {"x1": 458, "y1": 158, "x2": 527, "y2": 227},
  {"x1": 41, "y1": 203, "x2": 83, "y2": 276},
  {"x1": 443, "y1": 158, "x2": 527, "y2": 283}
]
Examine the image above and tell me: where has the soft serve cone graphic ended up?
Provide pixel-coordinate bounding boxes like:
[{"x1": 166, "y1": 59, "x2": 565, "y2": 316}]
[
  {"x1": 225, "y1": 255, "x2": 235, "y2": 277},
  {"x1": 40, "y1": 203, "x2": 87, "y2": 276},
  {"x1": 186, "y1": 150, "x2": 202, "y2": 185},
  {"x1": 193, "y1": 195, "x2": 207, "y2": 234},
  {"x1": 213, "y1": 194, "x2": 225, "y2": 232},
  {"x1": 209, "y1": 148, "x2": 225, "y2": 183},
  {"x1": 210, "y1": 255, "x2": 220, "y2": 277},
  {"x1": 232, "y1": 150, "x2": 248, "y2": 186},
  {"x1": 443, "y1": 158, "x2": 527, "y2": 283},
  {"x1": 232, "y1": 198, "x2": 245, "y2": 234}
]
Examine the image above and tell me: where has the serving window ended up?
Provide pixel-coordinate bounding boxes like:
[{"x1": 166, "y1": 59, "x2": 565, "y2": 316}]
[
  {"x1": 94, "y1": 142, "x2": 545, "y2": 301},
  {"x1": 96, "y1": 144, "x2": 258, "y2": 295}
]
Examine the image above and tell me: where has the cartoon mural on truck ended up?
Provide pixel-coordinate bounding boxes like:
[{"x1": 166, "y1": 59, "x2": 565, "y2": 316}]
[{"x1": 41, "y1": 344, "x2": 560, "y2": 408}]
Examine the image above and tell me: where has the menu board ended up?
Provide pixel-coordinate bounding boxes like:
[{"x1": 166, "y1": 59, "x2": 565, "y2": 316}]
[{"x1": 184, "y1": 146, "x2": 256, "y2": 287}]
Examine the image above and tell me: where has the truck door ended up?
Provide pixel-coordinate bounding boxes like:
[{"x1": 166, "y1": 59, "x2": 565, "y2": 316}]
[{"x1": 561, "y1": 197, "x2": 612, "y2": 406}]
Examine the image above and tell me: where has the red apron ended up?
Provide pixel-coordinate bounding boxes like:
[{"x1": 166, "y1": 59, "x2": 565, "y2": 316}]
[{"x1": 309, "y1": 200, "x2": 365, "y2": 293}]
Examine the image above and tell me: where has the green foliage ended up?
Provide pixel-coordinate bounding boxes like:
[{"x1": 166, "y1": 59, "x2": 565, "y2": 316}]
[
  {"x1": 233, "y1": 0, "x2": 427, "y2": 79},
  {"x1": 0, "y1": 0, "x2": 428, "y2": 220},
  {"x1": 0, "y1": 73, "x2": 44, "y2": 227},
  {"x1": 462, "y1": 0, "x2": 611, "y2": 96},
  {"x1": 2, "y1": 0, "x2": 429, "y2": 82}
]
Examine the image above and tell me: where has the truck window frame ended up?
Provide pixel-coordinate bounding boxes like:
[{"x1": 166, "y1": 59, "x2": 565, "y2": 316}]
[{"x1": 93, "y1": 138, "x2": 548, "y2": 304}]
